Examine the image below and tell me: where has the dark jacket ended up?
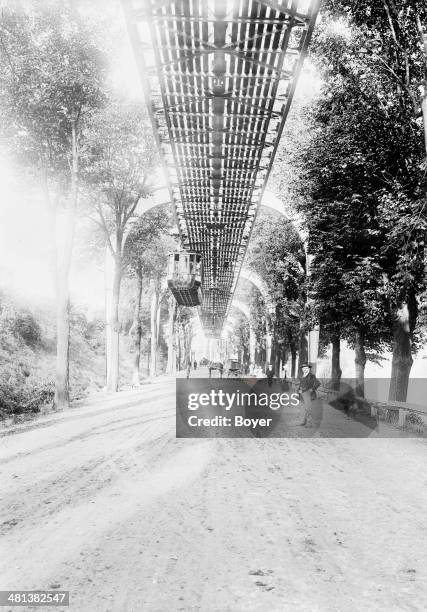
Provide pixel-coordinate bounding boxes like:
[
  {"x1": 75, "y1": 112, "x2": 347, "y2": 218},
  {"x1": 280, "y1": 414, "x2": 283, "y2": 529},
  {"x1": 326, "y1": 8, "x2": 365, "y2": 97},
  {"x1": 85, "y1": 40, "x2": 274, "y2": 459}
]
[
  {"x1": 298, "y1": 372, "x2": 320, "y2": 394},
  {"x1": 266, "y1": 367, "x2": 274, "y2": 380}
]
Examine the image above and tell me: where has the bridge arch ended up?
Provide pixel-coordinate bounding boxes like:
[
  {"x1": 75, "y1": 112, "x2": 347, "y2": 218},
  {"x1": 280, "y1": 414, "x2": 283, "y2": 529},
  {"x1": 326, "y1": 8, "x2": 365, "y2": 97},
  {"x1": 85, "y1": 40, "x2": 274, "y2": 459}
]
[
  {"x1": 231, "y1": 299, "x2": 256, "y2": 367},
  {"x1": 231, "y1": 299, "x2": 251, "y2": 321},
  {"x1": 261, "y1": 191, "x2": 307, "y2": 243},
  {"x1": 239, "y1": 267, "x2": 273, "y2": 312}
]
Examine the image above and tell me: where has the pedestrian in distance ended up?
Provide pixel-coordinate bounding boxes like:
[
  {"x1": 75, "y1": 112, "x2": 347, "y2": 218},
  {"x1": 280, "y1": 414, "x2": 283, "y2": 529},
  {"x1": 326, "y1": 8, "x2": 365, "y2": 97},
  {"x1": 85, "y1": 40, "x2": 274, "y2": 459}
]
[
  {"x1": 280, "y1": 364, "x2": 290, "y2": 391},
  {"x1": 193, "y1": 360, "x2": 197, "y2": 370},
  {"x1": 297, "y1": 363, "x2": 320, "y2": 427},
  {"x1": 266, "y1": 363, "x2": 274, "y2": 387}
]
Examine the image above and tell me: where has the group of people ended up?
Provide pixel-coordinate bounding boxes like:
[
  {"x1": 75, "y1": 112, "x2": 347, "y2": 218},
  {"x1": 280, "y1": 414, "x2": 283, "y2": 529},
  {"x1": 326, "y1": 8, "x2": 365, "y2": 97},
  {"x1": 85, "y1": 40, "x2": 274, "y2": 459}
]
[
  {"x1": 185, "y1": 358, "x2": 320, "y2": 427},
  {"x1": 186, "y1": 360, "x2": 198, "y2": 378}
]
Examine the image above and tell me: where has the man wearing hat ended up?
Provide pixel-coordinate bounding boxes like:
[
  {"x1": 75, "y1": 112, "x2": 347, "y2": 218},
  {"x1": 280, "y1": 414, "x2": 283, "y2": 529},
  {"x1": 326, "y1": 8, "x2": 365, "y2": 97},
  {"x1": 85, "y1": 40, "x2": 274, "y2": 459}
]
[{"x1": 297, "y1": 363, "x2": 320, "y2": 427}]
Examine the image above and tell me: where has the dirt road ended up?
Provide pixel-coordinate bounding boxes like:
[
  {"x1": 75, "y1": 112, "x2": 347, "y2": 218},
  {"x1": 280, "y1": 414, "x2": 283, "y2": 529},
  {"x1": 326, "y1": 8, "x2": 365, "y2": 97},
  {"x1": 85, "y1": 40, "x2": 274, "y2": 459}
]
[{"x1": 1, "y1": 378, "x2": 426, "y2": 611}]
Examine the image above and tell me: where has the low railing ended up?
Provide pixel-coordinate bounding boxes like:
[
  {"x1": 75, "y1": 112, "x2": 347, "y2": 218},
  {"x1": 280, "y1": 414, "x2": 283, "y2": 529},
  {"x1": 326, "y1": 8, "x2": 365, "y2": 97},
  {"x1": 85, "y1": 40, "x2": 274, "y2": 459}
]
[
  {"x1": 369, "y1": 399, "x2": 427, "y2": 428},
  {"x1": 318, "y1": 384, "x2": 427, "y2": 431}
]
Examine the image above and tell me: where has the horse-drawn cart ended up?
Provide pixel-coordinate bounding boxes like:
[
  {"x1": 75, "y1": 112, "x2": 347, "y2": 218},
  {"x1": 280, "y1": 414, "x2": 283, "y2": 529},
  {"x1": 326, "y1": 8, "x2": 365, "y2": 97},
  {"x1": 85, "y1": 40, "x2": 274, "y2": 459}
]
[
  {"x1": 208, "y1": 361, "x2": 224, "y2": 378},
  {"x1": 226, "y1": 359, "x2": 242, "y2": 377}
]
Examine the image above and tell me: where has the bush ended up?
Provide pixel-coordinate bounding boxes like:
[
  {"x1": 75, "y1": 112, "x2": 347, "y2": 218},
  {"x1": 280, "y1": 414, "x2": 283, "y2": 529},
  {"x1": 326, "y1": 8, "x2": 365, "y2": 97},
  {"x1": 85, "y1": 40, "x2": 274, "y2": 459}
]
[
  {"x1": 0, "y1": 290, "x2": 138, "y2": 418},
  {"x1": 69, "y1": 308, "x2": 106, "y2": 399},
  {"x1": 405, "y1": 411, "x2": 425, "y2": 434},
  {"x1": 11, "y1": 311, "x2": 42, "y2": 347},
  {"x1": 0, "y1": 376, "x2": 54, "y2": 418}
]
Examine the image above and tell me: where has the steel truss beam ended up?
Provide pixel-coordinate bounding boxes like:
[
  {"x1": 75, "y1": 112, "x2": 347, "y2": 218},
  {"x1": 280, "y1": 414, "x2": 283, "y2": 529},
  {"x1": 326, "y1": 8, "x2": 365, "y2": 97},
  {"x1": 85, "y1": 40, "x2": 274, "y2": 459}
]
[{"x1": 122, "y1": 0, "x2": 320, "y2": 334}]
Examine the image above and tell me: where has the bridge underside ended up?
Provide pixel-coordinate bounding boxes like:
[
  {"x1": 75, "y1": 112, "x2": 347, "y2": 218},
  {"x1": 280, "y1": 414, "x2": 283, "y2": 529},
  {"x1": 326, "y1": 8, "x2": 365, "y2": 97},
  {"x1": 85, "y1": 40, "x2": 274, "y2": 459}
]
[{"x1": 123, "y1": 0, "x2": 318, "y2": 335}]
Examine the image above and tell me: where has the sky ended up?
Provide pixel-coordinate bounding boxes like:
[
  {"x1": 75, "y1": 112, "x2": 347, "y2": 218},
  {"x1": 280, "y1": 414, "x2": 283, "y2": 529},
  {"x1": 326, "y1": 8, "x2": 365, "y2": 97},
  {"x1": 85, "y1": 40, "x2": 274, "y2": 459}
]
[
  {"x1": 0, "y1": 156, "x2": 107, "y2": 310},
  {"x1": 0, "y1": 158, "x2": 54, "y2": 303}
]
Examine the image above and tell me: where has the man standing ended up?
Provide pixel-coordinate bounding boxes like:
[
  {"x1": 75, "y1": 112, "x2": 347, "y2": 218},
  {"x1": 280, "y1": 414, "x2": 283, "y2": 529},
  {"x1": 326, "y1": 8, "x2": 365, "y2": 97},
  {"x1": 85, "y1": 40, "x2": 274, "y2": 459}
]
[
  {"x1": 280, "y1": 364, "x2": 289, "y2": 391},
  {"x1": 297, "y1": 363, "x2": 320, "y2": 427},
  {"x1": 266, "y1": 363, "x2": 274, "y2": 387}
]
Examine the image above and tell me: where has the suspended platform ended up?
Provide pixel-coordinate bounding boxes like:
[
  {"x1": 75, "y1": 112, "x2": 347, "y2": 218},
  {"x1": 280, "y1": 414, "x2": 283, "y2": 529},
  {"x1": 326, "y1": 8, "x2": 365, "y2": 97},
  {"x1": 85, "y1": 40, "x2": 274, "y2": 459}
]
[{"x1": 167, "y1": 251, "x2": 203, "y2": 306}]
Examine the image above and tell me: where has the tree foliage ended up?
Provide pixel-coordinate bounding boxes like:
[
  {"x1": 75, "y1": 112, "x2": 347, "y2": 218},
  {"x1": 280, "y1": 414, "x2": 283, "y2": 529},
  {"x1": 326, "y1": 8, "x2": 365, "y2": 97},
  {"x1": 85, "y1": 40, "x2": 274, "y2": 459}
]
[
  {"x1": 245, "y1": 210, "x2": 306, "y2": 360},
  {"x1": 123, "y1": 208, "x2": 173, "y2": 282},
  {"x1": 83, "y1": 99, "x2": 157, "y2": 254},
  {"x1": 0, "y1": 1, "x2": 107, "y2": 181},
  {"x1": 294, "y1": 8, "x2": 426, "y2": 372}
]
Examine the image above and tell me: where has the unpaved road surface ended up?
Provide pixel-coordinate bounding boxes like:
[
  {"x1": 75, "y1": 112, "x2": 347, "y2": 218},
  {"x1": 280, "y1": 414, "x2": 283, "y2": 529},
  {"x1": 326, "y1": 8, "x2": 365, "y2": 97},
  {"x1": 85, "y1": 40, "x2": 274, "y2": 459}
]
[{"x1": 1, "y1": 378, "x2": 427, "y2": 611}]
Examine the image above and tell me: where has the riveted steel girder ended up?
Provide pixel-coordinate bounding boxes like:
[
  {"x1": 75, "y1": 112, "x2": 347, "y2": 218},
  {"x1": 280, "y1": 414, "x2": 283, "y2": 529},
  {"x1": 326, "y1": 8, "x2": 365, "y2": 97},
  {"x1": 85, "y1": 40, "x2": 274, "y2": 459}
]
[{"x1": 122, "y1": 0, "x2": 319, "y2": 335}]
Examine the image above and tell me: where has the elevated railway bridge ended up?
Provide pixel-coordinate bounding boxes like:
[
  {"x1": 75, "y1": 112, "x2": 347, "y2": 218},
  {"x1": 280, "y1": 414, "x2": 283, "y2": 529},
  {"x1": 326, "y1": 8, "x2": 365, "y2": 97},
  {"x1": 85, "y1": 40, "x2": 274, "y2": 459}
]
[{"x1": 122, "y1": 0, "x2": 320, "y2": 366}]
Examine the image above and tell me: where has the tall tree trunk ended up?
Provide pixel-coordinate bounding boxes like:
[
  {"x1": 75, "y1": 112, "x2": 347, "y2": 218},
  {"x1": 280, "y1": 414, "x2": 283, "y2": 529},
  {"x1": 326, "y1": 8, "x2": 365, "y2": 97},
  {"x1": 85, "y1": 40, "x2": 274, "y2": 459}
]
[
  {"x1": 265, "y1": 332, "x2": 273, "y2": 366},
  {"x1": 389, "y1": 297, "x2": 417, "y2": 401},
  {"x1": 331, "y1": 332, "x2": 342, "y2": 390},
  {"x1": 156, "y1": 291, "x2": 163, "y2": 344},
  {"x1": 248, "y1": 328, "x2": 255, "y2": 369},
  {"x1": 354, "y1": 328, "x2": 366, "y2": 397},
  {"x1": 55, "y1": 273, "x2": 70, "y2": 409},
  {"x1": 415, "y1": 15, "x2": 427, "y2": 157},
  {"x1": 177, "y1": 330, "x2": 181, "y2": 370},
  {"x1": 183, "y1": 323, "x2": 190, "y2": 367},
  {"x1": 54, "y1": 225, "x2": 73, "y2": 409},
  {"x1": 308, "y1": 326, "x2": 320, "y2": 373},
  {"x1": 421, "y1": 89, "x2": 427, "y2": 157},
  {"x1": 107, "y1": 235, "x2": 122, "y2": 392},
  {"x1": 150, "y1": 282, "x2": 159, "y2": 378},
  {"x1": 166, "y1": 296, "x2": 177, "y2": 375},
  {"x1": 243, "y1": 342, "x2": 250, "y2": 371},
  {"x1": 54, "y1": 120, "x2": 78, "y2": 409},
  {"x1": 290, "y1": 342, "x2": 297, "y2": 377},
  {"x1": 131, "y1": 268, "x2": 143, "y2": 386},
  {"x1": 298, "y1": 329, "x2": 308, "y2": 374},
  {"x1": 274, "y1": 341, "x2": 281, "y2": 377}
]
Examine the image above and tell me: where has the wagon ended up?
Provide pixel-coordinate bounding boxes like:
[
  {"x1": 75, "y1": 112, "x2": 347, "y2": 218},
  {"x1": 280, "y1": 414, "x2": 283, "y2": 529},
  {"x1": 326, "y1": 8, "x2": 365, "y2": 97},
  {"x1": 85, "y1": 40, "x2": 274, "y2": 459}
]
[{"x1": 226, "y1": 359, "x2": 242, "y2": 377}]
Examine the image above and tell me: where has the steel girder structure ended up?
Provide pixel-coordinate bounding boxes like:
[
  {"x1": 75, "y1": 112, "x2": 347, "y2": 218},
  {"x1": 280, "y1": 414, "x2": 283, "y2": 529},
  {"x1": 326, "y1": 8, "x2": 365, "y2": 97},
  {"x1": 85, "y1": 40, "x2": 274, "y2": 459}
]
[{"x1": 122, "y1": 0, "x2": 319, "y2": 336}]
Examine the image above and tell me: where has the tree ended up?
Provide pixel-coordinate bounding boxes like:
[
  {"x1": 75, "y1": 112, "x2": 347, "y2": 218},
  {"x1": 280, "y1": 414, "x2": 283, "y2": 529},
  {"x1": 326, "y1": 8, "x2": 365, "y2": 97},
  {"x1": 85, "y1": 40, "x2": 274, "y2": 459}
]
[
  {"x1": 245, "y1": 210, "x2": 306, "y2": 375},
  {"x1": 0, "y1": 2, "x2": 107, "y2": 408},
  {"x1": 123, "y1": 208, "x2": 172, "y2": 383},
  {"x1": 176, "y1": 308, "x2": 194, "y2": 371},
  {"x1": 324, "y1": 0, "x2": 427, "y2": 156},
  {"x1": 319, "y1": 1, "x2": 427, "y2": 400},
  {"x1": 230, "y1": 311, "x2": 250, "y2": 367},
  {"x1": 301, "y1": 196, "x2": 390, "y2": 395},
  {"x1": 83, "y1": 100, "x2": 157, "y2": 391},
  {"x1": 293, "y1": 10, "x2": 426, "y2": 398}
]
